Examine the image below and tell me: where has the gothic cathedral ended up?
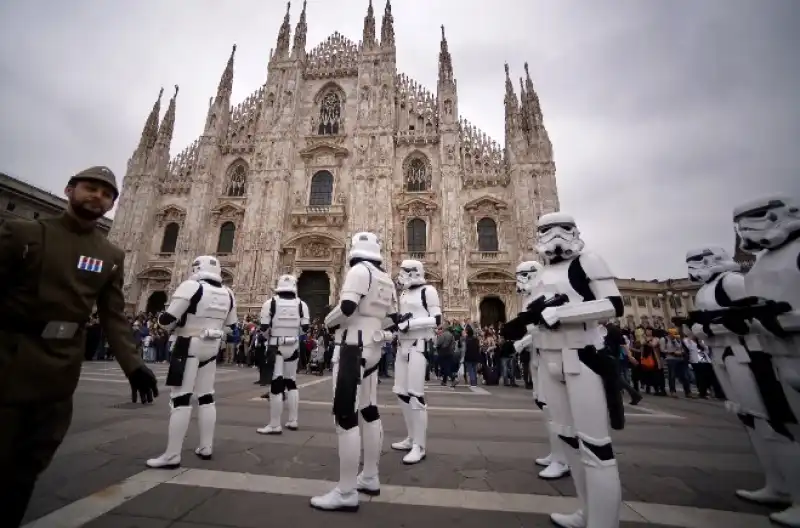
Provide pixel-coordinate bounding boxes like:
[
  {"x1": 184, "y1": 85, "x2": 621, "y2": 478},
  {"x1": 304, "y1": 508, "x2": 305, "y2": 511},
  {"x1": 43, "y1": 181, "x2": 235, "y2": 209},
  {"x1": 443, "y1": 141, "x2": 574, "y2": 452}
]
[{"x1": 108, "y1": 0, "x2": 559, "y2": 326}]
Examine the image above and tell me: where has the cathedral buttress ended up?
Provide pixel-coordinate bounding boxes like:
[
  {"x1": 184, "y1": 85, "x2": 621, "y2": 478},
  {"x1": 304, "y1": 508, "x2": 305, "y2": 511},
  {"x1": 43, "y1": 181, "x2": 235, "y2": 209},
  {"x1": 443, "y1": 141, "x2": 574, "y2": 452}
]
[{"x1": 436, "y1": 25, "x2": 464, "y2": 300}]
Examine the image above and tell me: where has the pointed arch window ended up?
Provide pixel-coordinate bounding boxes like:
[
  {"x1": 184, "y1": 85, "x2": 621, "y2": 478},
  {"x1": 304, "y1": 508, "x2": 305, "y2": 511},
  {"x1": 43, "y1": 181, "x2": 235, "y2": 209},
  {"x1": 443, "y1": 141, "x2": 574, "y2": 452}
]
[
  {"x1": 406, "y1": 218, "x2": 427, "y2": 253},
  {"x1": 226, "y1": 164, "x2": 247, "y2": 197},
  {"x1": 318, "y1": 92, "x2": 341, "y2": 135},
  {"x1": 477, "y1": 217, "x2": 499, "y2": 252},
  {"x1": 309, "y1": 171, "x2": 334, "y2": 206},
  {"x1": 160, "y1": 222, "x2": 180, "y2": 254},
  {"x1": 405, "y1": 158, "x2": 430, "y2": 192},
  {"x1": 217, "y1": 221, "x2": 236, "y2": 254}
]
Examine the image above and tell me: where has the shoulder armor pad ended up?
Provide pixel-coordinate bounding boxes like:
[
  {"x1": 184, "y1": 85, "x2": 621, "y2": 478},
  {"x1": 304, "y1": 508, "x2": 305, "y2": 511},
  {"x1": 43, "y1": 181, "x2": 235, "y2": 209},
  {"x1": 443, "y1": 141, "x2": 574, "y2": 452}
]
[
  {"x1": 173, "y1": 279, "x2": 202, "y2": 301},
  {"x1": 578, "y1": 252, "x2": 614, "y2": 281},
  {"x1": 716, "y1": 271, "x2": 747, "y2": 306}
]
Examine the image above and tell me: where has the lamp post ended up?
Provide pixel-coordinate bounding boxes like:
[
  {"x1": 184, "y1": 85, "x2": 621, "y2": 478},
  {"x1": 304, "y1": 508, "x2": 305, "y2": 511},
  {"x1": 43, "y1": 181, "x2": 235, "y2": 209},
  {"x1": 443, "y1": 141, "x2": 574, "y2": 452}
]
[{"x1": 659, "y1": 290, "x2": 674, "y2": 327}]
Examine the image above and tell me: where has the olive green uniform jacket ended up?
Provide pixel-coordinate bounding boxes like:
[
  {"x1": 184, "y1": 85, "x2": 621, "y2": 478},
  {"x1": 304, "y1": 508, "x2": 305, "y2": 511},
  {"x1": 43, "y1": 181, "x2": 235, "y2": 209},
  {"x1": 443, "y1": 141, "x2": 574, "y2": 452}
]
[{"x1": 0, "y1": 213, "x2": 144, "y2": 404}]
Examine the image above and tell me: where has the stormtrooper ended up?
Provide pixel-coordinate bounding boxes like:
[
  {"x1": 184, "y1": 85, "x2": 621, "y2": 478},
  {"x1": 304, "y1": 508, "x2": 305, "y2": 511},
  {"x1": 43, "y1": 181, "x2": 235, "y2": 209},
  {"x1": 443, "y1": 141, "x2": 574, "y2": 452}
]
[
  {"x1": 506, "y1": 260, "x2": 570, "y2": 481},
  {"x1": 310, "y1": 232, "x2": 397, "y2": 512},
  {"x1": 524, "y1": 212, "x2": 625, "y2": 528},
  {"x1": 147, "y1": 256, "x2": 238, "y2": 469},
  {"x1": 390, "y1": 259, "x2": 442, "y2": 465},
  {"x1": 256, "y1": 274, "x2": 310, "y2": 435},
  {"x1": 682, "y1": 245, "x2": 799, "y2": 524},
  {"x1": 734, "y1": 196, "x2": 800, "y2": 527}
]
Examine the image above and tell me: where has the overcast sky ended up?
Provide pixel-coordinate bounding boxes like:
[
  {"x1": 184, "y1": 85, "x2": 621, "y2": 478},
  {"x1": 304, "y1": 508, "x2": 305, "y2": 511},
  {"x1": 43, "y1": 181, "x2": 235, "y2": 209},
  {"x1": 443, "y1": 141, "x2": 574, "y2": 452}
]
[{"x1": 1, "y1": 0, "x2": 798, "y2": 280}]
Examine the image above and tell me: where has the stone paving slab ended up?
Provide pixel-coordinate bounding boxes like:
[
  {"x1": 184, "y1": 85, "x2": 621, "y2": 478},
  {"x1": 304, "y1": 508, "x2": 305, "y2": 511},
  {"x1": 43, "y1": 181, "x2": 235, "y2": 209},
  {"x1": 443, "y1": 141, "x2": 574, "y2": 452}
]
[
  {"x1": 17, "y1": 360, "x2": 784, "y2": 526},
  {"x1": 83, "y1": 485, "x2": 673, "y2": 528}
]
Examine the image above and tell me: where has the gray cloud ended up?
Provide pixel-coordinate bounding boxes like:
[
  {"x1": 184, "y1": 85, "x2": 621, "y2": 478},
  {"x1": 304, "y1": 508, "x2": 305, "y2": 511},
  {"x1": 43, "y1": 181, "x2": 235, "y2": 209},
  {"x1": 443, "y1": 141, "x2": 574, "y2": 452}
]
[{"x1": 1, "y1": 0, "x2": 797, "y2": 279}]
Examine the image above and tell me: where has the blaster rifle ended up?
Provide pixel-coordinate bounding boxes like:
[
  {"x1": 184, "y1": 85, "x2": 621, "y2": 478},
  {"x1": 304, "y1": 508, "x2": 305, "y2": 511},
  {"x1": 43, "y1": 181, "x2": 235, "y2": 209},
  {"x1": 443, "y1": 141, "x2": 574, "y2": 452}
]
[
  {"x1": 385, "y1": 312, "x2": 414, "y2": 332},
  {"x1": 673, "y1": 300, "x2": 791, "y2": 338},
  {"x1": 502, "y1": 294, "x2": 570, "y2": 340}
]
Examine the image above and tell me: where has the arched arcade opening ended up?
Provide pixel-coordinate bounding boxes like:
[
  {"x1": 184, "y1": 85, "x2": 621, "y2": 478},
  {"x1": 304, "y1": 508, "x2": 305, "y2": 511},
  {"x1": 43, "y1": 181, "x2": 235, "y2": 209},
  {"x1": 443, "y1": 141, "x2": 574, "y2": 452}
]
[
  {"x1": 146, "y1": 291, "x2": 168, "y2": 314},
  {"x1": 479, "y1": 296, "x2": 506, "y2": 329},
  {"x1": 297, "y1": 271, "x2": 331, "y2": 323}
]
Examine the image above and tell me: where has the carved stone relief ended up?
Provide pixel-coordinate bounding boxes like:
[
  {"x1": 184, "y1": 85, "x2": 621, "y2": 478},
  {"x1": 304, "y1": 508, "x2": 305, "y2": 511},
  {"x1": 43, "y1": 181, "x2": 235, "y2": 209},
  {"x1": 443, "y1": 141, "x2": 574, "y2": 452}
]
[{"x1": 300, "y1": 239, "x2": 332, "y2": 259}]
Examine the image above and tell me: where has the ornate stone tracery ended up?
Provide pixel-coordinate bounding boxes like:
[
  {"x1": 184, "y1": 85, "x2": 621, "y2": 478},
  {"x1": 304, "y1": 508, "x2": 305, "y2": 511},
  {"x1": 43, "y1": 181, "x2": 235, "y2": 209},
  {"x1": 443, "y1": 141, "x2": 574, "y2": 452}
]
[
  {"x1": 401, "y1": 151, "x2": 433, "y2": 192},
  {"x1": 210, "y1": 201, "x2": 246, "y2": 226},
  {"x1": 225, "y1": 160, "x2": 248, "y2": 197},
  {"x1": 154, "y1": 205, "x2": 187, "y2": 227}
]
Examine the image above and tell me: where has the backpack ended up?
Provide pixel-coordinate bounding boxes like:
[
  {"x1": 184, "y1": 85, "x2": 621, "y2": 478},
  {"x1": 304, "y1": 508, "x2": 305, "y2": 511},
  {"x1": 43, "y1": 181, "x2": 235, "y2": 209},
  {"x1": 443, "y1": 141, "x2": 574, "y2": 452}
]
[{"x1": 640, "y1": 354, "x2": 657, "y2": 370}]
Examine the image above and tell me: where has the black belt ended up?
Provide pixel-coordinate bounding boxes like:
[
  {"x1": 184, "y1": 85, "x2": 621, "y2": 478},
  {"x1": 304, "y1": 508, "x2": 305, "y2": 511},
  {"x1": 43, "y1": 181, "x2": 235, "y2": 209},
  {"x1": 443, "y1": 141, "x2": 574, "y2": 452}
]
[{"x1": 0, "y1": 318, "x2": 85, "y2": 337}]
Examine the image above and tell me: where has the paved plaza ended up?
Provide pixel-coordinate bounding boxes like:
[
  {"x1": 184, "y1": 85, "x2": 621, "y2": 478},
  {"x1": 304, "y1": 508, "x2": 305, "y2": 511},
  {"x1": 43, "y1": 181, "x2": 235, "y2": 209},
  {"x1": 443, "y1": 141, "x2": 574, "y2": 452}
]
[{"x1": 20, "y1": 361, "x2": 782, "y2": 528}]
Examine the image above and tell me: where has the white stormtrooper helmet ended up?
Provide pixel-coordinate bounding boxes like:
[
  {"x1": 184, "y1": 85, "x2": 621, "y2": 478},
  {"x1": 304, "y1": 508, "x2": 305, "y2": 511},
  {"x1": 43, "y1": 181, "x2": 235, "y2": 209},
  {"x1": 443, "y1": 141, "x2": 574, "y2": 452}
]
[
  {"x1": 515, "y1": 261, "x2": 543, "y2": 294},
  {"x1": 348, "y1": 231, "x2": 383, "y2": 264},
  {"x1": 733, "y1": 196, "x2": 800, "y2": 251},
  {"x1": 685, "y1": 247, "x2": 740, "y2": 284},
  {"x1": 535, "y1": 212, "x2": 585, "y2": 262},
  {"x1": 397, "y1": 259, "x2": 426, "y2": 288},
  {"x1": 274, "y1": 274, "x2": 298, "y2": 294},
  {"x1": 190, "y1": 255, "x2": 222, "y2": 283}
]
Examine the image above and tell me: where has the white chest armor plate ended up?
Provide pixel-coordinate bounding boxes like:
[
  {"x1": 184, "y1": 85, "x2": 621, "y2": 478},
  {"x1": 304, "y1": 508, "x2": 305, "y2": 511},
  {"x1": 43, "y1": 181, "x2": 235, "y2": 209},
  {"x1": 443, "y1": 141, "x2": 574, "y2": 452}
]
[
  {"x1": 532, "y1": 257, "x2": 604, "y2": 349},
  {"x1": 342, "y1": 263, "x2": 394, "y2": 343},
  {"x1": 746, "y1": 239, "x2": 800, "y2": 312},
  {"x1": 175, "y1": 282, "x2": 232, "y2": 337},
  {"x1": 270, "y1": 296, "x2": 302, "y2": 337},
  {"x1": 693, "y1": 274, "x2": 747, "y2": 348},
  {"x1": 399, "y1": 286, "x2": 430, "y2": 319},
  {"x1": 746, "y1": 240, "x2": 800, "y2": 353}
]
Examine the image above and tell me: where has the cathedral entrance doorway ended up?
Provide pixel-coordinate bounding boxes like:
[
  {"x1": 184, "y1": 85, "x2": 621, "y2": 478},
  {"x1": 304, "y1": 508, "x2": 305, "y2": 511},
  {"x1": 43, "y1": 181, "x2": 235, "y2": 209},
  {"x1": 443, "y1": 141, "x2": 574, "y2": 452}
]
[
  {"x1": 146, "y1": 291, "x2": 168, "y2": 314},
  {"x1": 479, "y1": 296, "x2": 506, "y2": 329},
  {"x1": 298, "y1": 271, "x2": 331, "y2": 323}
]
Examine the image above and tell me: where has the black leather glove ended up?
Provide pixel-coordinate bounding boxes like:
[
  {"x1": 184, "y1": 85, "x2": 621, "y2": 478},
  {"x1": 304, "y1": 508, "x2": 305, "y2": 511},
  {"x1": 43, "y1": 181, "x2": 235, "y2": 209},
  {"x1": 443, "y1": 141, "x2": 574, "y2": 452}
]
[{"x1": 129, "y1": 365, "x2": 159, "y2": 404}]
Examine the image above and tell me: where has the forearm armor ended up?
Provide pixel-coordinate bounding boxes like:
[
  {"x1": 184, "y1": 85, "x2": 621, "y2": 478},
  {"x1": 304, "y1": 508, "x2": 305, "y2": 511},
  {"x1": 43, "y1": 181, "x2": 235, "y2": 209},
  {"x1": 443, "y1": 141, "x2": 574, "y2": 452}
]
[
  {"x1": 408, "y1": 316, "x2": 438, "y2": 331},
  {"x1": 325, "y1": 305, "x2": 347, "y2": 328},
  {"x1": 555, "y1": 298, "x2": 616, "y2": 324}
]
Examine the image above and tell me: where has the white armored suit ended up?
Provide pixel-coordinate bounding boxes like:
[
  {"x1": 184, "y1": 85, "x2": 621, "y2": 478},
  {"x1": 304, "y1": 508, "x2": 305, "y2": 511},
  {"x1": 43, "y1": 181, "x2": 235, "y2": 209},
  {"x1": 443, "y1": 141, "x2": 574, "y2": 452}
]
[
  {"x1": 684, "y1": 246, "x2": 800, "y2": 516},
  {"x1": 311, "y1": 232, "x2": 397, "y2": 513},
  {"x1": 528, "y1": 212, "x2": 625, "y2": 528},
  {"x1": 735, "y1": 196, "x2": 800, "y2": 527},
  {"x1": 390, "y1": 259, "x2": 442, "y2": 465},
  {"x1": 257, "y1": 274, "x2": 310, "y2": 435},
  {"x1": 147, "y1": 255, "x2": 238, "y2": 469},
  {"x1": 504, "y1": 260, "x2": 570, "y2": 481}
]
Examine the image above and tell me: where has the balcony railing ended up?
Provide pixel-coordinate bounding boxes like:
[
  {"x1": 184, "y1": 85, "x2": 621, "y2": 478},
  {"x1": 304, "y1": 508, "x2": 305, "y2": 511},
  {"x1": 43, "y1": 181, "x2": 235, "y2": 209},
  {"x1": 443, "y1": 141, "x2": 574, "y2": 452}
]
[
  {"x1": 401, "y1": 251, "x2": 438, "y2": 264},
  {"x1": 290, "y1": 203, "x2": 347, "y2": 228},
  {"x1": 468, "y1": 251, "x2": 511, "y2": 265}
]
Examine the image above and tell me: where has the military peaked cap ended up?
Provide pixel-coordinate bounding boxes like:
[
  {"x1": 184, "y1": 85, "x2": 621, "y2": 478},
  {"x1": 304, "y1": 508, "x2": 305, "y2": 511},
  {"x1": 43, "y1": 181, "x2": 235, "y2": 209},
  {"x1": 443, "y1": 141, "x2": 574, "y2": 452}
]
[{"x1": 69, "y1": 166, "x2": 119, "y2": 199}]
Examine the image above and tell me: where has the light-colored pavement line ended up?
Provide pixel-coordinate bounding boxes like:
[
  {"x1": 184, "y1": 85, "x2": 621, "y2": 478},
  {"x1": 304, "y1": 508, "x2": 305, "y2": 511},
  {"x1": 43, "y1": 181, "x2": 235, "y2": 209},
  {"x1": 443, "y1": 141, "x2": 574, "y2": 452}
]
[{"x1": 21, "y1": 468, "x2": 187, "y2": 528}]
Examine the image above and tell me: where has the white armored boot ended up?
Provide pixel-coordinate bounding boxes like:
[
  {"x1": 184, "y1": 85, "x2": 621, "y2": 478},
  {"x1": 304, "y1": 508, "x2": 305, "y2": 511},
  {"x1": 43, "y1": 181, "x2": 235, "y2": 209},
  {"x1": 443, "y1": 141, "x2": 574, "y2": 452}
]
[
  {"x1": 767, "y1": 430, "x2": 800, "y2": 528},
  {"x1": 257, "y1": 392, "x2": 283, "y2": 435},
  {"x1": 736, "y1": 424, "x2": 791, "y2": 505},
  {"x1": 195, "y1": 400, "x2": 216, "y2": 460},
  {"x1": 285, "y1": 389, "x2": 299, "y2": 431},
  {"x1": 540, "y1": 425, "x2": 570, "y2": 479},
  {"x1": 358, "y1": 419, "x2": 383, "y2": 496},
  {"x1": 550, "y1": 436, "x2": 588, "y2": 528},
  {"x1": 535, "y1": 453, "x2": 553, "y2": 467},
  {"x1": 391, "y1": 397, "x2": 413, "y2": 451},
  {"x1": 403, "y1": 401, "x2": 427, "y2": 465},
  {"x1": 310, "y1": 426, "x2": 361, "y2": 511},
  {"x1": 572, "y1": 437, "x2": 621, "y2": 528},
  {"x1": 147, "y1": 404, "x2": 192, "y2": 469}
]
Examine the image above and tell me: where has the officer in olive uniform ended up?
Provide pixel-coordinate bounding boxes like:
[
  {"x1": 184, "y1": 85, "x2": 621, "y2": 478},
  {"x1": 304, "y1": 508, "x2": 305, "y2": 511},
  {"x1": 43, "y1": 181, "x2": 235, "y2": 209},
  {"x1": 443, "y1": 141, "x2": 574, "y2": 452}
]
[{"x1": 0, "y1": 166, "x2": 159, "y2": 527}]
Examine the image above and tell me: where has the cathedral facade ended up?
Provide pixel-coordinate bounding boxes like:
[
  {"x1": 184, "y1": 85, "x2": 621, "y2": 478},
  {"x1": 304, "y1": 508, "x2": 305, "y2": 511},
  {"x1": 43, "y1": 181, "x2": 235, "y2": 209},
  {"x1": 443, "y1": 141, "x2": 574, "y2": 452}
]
[{"x1": 108, "y1": 0, "x2": 559, "y2": 326}]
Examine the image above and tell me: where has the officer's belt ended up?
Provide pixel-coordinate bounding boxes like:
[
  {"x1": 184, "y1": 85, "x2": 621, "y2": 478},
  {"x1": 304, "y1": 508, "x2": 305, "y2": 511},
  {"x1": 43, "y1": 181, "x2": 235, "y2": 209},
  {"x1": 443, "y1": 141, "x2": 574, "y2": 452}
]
[{"x1": 0, "y1": 318, "x2": 85, "y2": 339}]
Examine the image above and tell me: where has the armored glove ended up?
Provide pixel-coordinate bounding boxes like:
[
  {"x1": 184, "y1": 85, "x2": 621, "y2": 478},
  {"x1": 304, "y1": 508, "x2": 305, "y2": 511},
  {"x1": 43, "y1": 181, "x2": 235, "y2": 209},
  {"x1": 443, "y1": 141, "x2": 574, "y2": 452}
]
[{"x1": 128, "y1": 365, "x2": 159, "y2": 404}]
